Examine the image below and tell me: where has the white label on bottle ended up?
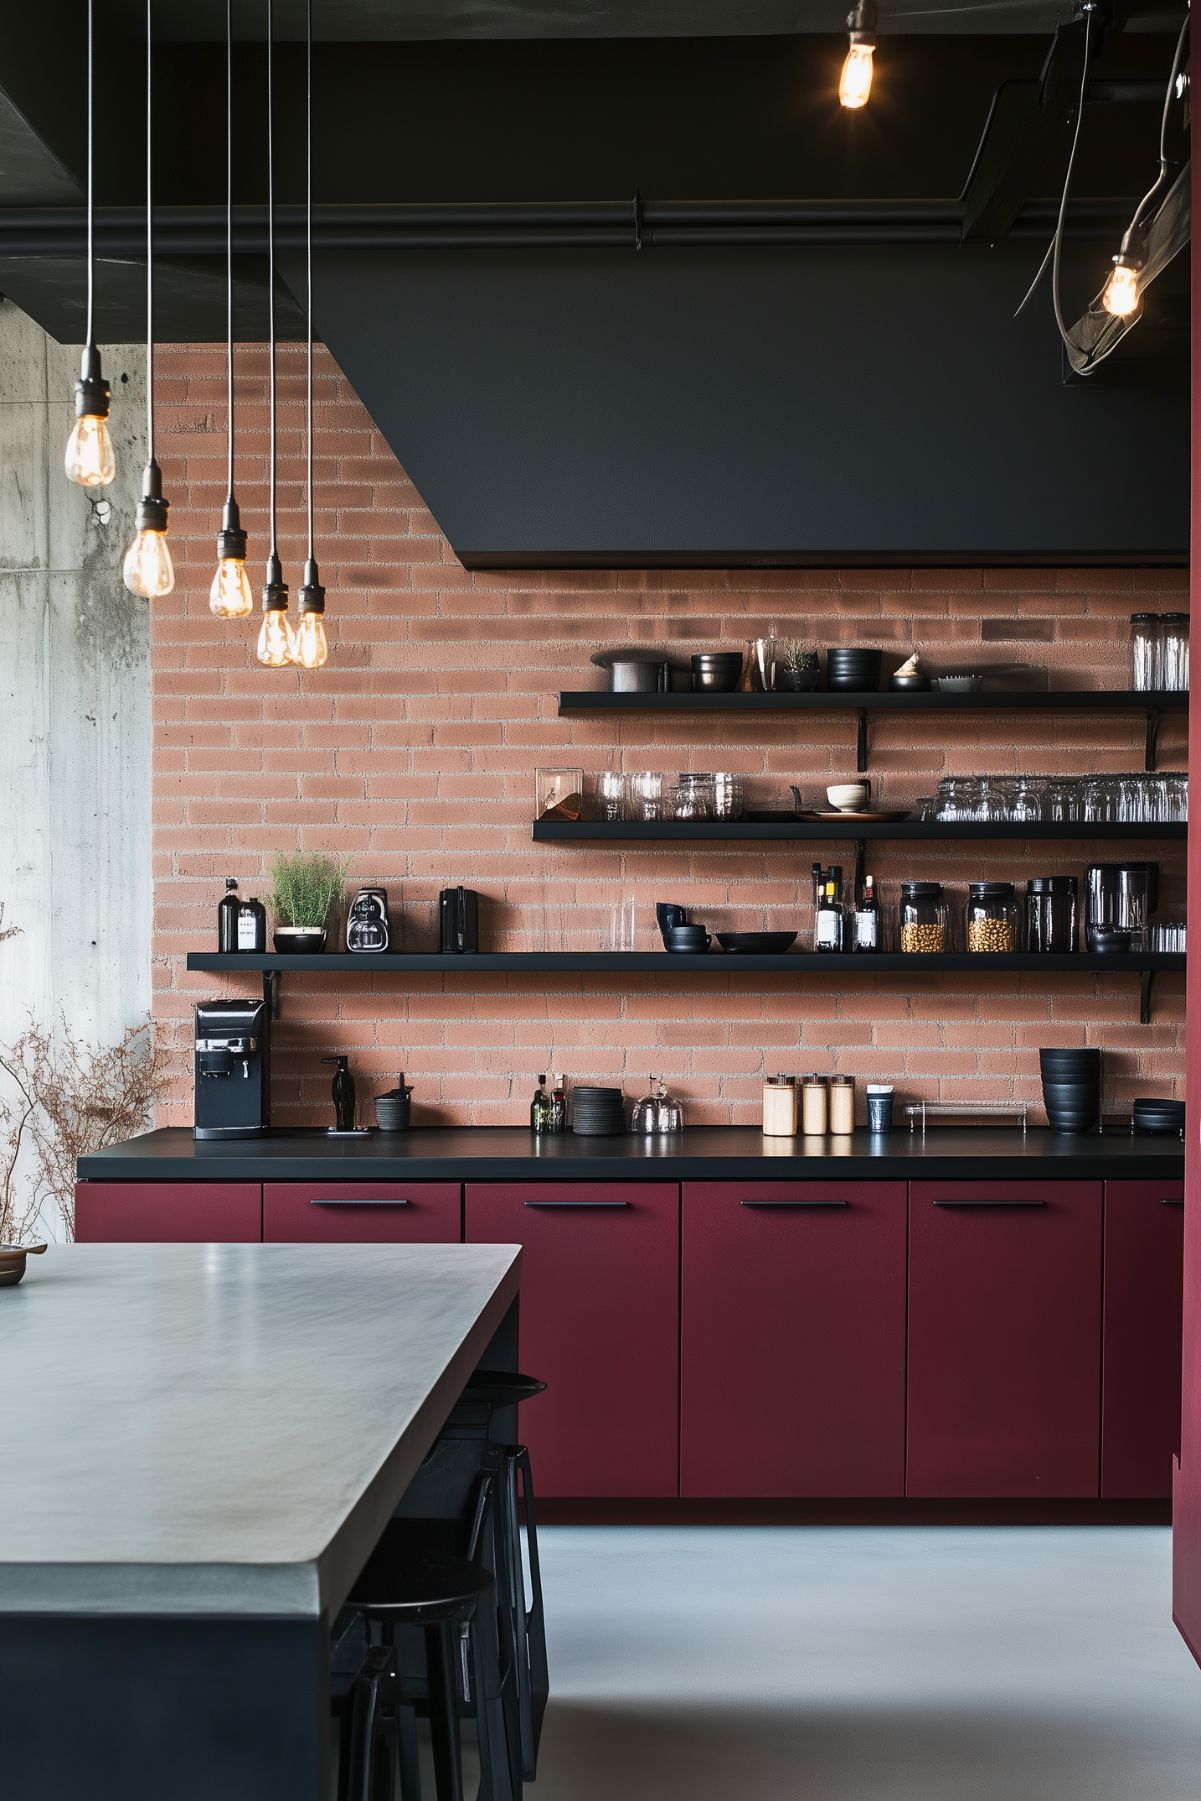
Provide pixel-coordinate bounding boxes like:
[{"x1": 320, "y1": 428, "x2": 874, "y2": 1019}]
[
  {"x1": 237, "y1": 914, "x2": 257, "y2": 951},
  {"x1": 855, "y1": 912, "x2": 878, "y2": 949},
  {"x1": 816, "y1": 910, "x2": 841, "y2": 950}
]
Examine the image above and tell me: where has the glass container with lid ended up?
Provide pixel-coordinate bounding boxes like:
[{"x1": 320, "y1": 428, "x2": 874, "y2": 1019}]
[
  {"x1": 1025, "y1": 876, "x2": 1078, "y2": 953},
  {"x1": 899, "y1": 881, "x2": 950, "y2": 953},
  {"x1": 965, "y1": 881, "x2": 1018, "y2": 954},
  {"x1": 1129, "y1": 613, "x2": 1160, "y2": 692},
  {"x1": 630, "y1": 1075, "x2": 685, "y2": 1134},
  {"x1": 1160, "y1": 613, "x2": 1189, "y2": 692}
]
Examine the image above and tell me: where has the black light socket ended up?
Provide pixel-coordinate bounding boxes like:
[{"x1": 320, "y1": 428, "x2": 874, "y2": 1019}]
[
  {"x1": 216, "y1": 495, "x2": 247, "y2": 563},
  {"x1": 262, "y1": 549, "x2": 289, "y2": 613},
  {"x1": 74, "y1": 341, "x2": 111, "y2": 420},
  {"x1": 1113, "y1": 221, "x2": 1147, "y2": 273},
  {"x1": 846, "y1": 0, "x2": 877, "y2": 44},
  {"x1": 135, "y1": 458, "x2": 169, "y2": 534},
  {"x1": 297, "y1": 556, "x2": 326, "y2": 615}
]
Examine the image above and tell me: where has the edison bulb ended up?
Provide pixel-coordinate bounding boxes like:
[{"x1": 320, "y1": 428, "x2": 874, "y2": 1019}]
[
  {"x1": 65, "y1": 413, "x2": 115, "y2": 487},
  {"x1": 839, "y1": 42, "x2": 874, "y2": 108},
  {"x1": 1102, "y1": 261, "x2": 1141, "y2": 319},
  {"x1": 122, "y1": 527, "x2": 174, "y2": 598},
  {"x1": 292, "y1": 611, "x2": 328, "y2": 669},
  {"x1": 256, "y1": 607, "x2": 296, "y2": 668},
  {"x1": 209, "y1": 556, "x2": 254, "y2": 618}
]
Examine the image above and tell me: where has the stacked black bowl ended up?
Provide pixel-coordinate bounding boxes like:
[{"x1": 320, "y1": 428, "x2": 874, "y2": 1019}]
[
  {"x1": 570, "y1": 1085, "x2": 627, "y2": 1135},
  {"x1": 1039, "y1": 1048, "x2": 1101, "y2": 1134},
  {"x1": 825, "y1": 647, "x2": 883, "y2": 692},
  {"x1": 1132, "y1": 1097, "x2": 1185, "y2": 1137}
]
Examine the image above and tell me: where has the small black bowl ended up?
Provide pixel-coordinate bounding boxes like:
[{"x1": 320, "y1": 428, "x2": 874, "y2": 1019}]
[{"x1": 1087, "y1": 927, "x2": 1133, "y2": 954}]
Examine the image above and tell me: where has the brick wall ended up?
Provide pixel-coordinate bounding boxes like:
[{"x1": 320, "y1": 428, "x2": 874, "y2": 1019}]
[{"x1": 152, "y1": 342, "x2": 1187, "y2": 1127}]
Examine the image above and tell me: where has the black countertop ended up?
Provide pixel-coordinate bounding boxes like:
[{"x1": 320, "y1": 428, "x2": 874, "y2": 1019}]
[{"x1": 78, "y1": 1126, "x2": 1184, "y2": 1183}]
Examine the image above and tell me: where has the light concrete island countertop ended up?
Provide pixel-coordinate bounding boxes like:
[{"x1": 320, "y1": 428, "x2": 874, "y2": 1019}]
[{"x1": 0, "y1": 1242, "x2": 521, "y2": 1620}]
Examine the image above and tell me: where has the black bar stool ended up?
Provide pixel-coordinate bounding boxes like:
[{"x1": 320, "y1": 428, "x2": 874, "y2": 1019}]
[{"x1": 346, "y1": 1544, "x2": 515, "y2": 1801}]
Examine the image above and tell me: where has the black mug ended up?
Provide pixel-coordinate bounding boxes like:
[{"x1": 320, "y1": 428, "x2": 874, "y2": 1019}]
[{"x1": 656, "y1": 902, "x2": 688, "y2": 935}]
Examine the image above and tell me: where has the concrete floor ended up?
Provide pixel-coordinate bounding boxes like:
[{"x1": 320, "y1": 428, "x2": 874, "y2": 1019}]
[{"x1": 531, "y1": 1527, "x2": 1201, "y2": 1800}]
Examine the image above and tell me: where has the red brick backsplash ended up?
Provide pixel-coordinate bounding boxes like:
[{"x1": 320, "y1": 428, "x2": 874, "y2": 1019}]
[{"x1": 151, "y1": 343, "x2": 1187, "y2": 1127}]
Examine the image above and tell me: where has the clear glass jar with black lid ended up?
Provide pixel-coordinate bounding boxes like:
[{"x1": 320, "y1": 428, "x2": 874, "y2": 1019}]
[
  {"x1": 964, "y1": 881, "x2": 1018, "y2": 954},
  {"x1": 1025, "y1": 876, "x2": 1078, "y2": 953},
  {"x1": 899, "y1": 881, "x2": 950, "y2": 954},
  {"x1": 1129, "y1": 613, "x2": 1160, "y2": 691}
]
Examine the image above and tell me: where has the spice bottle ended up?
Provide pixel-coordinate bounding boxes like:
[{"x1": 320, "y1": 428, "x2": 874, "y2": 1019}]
[
  {"x1": 762, "y1": 1074, "x2": 798, "y2": 1137},
  {"x1": 829, "y1": 1074, "x2": 855, "y2": 1134},
  {"x1": 801, "y1": 1074, "x2": 829, "y2": 1136}
]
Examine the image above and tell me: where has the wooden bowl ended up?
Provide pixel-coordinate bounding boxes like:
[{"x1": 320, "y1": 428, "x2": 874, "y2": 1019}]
[{"x1": 0, "y1": 1242, "x2": 47, "y2": 1287}]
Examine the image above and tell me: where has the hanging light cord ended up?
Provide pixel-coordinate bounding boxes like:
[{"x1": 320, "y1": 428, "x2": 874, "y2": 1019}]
[
  {"x1": 267, "y1": 0, "x2": 277, "y2": 556},
  {"x1": 145, "y1": 0, "x2": 154, "y2": 461},
  {"x1": 1128, "y1": 8, "x2": 1190, "y2": 236},
  {"x1": 306, "y1": 0, "x2": 314, "y2": 561},
  {"x1": 85, "y1": 0, "x2": 95, "y2": 349},
  {"x1": 1014, "y1": 4, "x2": 1096, "y2": 321},
  {"x1": 225, "y1": 0, "x2": 234, "y2": 501}
]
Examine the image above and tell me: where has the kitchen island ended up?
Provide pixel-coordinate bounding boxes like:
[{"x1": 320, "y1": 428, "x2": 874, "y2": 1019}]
[{"x1": 0, "y1": 1241, "x2": 522, "y2": 1801}]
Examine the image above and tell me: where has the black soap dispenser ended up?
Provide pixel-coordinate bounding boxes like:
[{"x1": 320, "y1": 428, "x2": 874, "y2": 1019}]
[{"x1": 322, "y1": 1056, "x2": 359, "y2": 1135}]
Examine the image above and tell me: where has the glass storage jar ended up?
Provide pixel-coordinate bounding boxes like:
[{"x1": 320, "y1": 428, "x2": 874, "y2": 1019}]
[
  {"x1": 1160, "y1": 613, "x2": 1189, "y2": 692},
  {"x1": 535, "y1": 767, "x2": 584, "y2": 821},
  {"x1": 899, "y1": 881, "x2": 950, "y2": 954},
  {"x1": 965, "y1": 881, "x2": 1019, "y2": 954},
  {"x1": 1025, "y1": 876, "x2": 1078, "y2": 953},
  {"x1": 1129, "y1": 612, "x2": 1160, "y2": 691}
]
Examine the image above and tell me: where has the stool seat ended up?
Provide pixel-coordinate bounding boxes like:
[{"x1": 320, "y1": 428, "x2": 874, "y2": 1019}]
[
  {"x1": 459, "y1": 1369, "x2": 547, "y2": 1409},
  {"x1": 350, "y1": 1544, "x2": 492, "y2": 1623}
]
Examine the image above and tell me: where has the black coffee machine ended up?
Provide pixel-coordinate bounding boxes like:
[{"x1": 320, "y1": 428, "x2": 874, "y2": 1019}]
[{"x1": 194, "y1": 999, "x2": 271, "y2": 1140}]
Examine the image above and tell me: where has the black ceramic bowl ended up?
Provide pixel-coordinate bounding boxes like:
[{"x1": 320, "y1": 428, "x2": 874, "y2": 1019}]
[
  {"x1": 664, "y1": 929, "x2": 711, "y2": 953},
  {"x1": 1039, "y1": 1051, "x2": 1101, "y2": 1069},
  {"x1": 715, "y1": 931, "x2": 798, "y2": 953},
  {"x1": 1087, "y1": 927, "x2": 1133, "y2": 954}
]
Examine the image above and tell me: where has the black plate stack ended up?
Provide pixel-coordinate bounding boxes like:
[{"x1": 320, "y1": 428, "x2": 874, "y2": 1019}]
[
  {"x1": 1132, "y1": 1097, "x2": 1185, "y2": 1137},
  {"x1": 825, "y1": 647, "x2": 883, "y2": 692},
  {"x1": 570, "y1": 1086, "x2": 627, "y2": 1135},
  {"x1": 1039, "y1": 1048, "x2": 1101, "y2": 1134}
]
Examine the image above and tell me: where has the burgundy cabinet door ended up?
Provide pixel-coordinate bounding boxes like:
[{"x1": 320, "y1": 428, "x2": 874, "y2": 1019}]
[
  {"x1": 907, "y1": 1180, "x2": 1103, "y2": 1498},
  {"x1": 465, "y1": 1182, "x2": 679, "y2": 1498},
  {"x1": 73, "y1": 1181, "x2": 261, "y2": 1243},
  {"x1": 1103, "y1": 1180, "x2": 1185, "y2": 1499},
  {"x1": 264, "y1": 1182, "x2": 460, "y2": 1243},
  {"x1": 681, "y1": 1181, "x2": 907, "y2": 1497}
]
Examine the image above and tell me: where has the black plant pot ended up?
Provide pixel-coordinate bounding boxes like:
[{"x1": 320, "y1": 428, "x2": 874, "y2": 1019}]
[
  {"x1": 272, "y1": 927, "x2": 326, "y2": 954},
  {"x1": 775, "y1": 668, "x2": 821, "y2": 692}
]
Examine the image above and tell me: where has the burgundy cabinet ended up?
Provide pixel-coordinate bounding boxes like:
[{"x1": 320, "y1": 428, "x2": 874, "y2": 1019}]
[
  {"x1": 73, "y1": 1181, "x2": 261, "y2": 1243},
  {"x1": 680, "y1": 1181, "x2": 907, "y2": 1497},
  {"x1": 907, "y1": 1180, "x2": 1103, "y2": 1498},
  {"x1": 1102, "y1": 1180, "x2": 1185, "y2": 1499},
  {"x1": 263, "y1": 1182, "x2": 460, "y2": 1243},
  {"x1": 465, "y1": 1182, "x2": 679, "y2": 1497}
]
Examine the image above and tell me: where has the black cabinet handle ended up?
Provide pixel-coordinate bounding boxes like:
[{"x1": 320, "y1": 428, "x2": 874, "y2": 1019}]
[
  {"x1": 309, "y1": 1197, "x2": 411, "y2": 1208},
  {"x1": 740, "y1": 1199, "x2": 849, "y2": 1210},
  {"x1": 933, "y1": 1198, "x2": 1046, "y2": 1209},
  {"x1": 1162, "y1": 1196, "x2": 1185, "y2": 1207},
  {"x1": 523, "y1": 1200, "x2": 631, "y2": 1210}
]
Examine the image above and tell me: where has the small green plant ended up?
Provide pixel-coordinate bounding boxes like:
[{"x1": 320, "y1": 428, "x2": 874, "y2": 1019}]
[
  {"x1": 780, "y1": 641, "x2": 819, "y2": 674},
  {"x1": 268, "y1": 852, "x2": 349, "y2": 930}
]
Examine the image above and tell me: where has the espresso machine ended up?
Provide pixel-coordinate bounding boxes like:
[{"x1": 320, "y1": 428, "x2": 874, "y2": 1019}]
[{"x1": 193, "y1": 999, "x2": 270, "y2": 1140}]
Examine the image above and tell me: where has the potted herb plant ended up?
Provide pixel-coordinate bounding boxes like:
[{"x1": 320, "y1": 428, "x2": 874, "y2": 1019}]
[
  {"x1": 268, "y1": 852, "x2": 349, "y2": 954},
  {"x1": 775, "y1": 642, "x2": 821, "y2": 692}
]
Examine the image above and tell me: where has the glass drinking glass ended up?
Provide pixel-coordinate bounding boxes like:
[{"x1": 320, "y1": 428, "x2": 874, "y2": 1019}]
[
  {"x1": 711, "y1": 772, "x2": 745, "y2": 819},
  {"x1": 629, "y1": 771, "x2": 663, "y2": 821},
  {"x1": 1160, "y1": 614, "x2": 1189, "y2": 692},
  {"x1": 669, "y1": 784, "x2": 701, "y2": 821},
  {"x1": 598, "y1": 771, "x2": 628, "y2": 822}
]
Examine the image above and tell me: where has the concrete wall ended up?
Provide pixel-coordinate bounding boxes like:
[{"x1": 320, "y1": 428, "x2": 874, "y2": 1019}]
[{"x1": 0, "y1": 300, "x2": 152, "y2": 1229}]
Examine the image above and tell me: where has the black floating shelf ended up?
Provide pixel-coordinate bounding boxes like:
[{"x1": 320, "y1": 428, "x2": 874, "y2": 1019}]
[
  {"x1": 185, "y1": 950, "x2": 1183, "y2": 1025},
  {"x1": 556, "y1": 688, "x2": 1188, "y2": 773},
  {"x1": 532, "y1": 820, "x2": 1187, "y2": 843},
  {"x1": 557, "y1": 689, "x2": 1189, "y2": 714}
]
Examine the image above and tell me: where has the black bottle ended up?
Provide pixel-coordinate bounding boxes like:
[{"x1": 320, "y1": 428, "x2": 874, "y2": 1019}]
[
  {"x1": 218, "y1": 878, "x2": 240, "y2": 953},
  {"x1": 323, "y1": 1056, "x2": 357, "y2": 1132},
  {"x1": 530, "y1": 1074, "x2": 549, "y2": 1134},
  {"x1": 236, "y1": 894, "x2": 267, "y2": 953}
]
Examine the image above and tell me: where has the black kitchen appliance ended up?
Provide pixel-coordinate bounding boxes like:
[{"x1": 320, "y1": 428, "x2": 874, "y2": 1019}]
[
  {"x1": 439, "y1": 886, "x2": 480, "y2": 954},
  {"x1": 193, "y1": 999, "x2": 270, "y2": 1140},
  {"x1": 1086, "y1": 862, "x2": 1159, "y2": 950},
  {"x1": 346, "y1": 887, "x2": 390, "y2": 953}
]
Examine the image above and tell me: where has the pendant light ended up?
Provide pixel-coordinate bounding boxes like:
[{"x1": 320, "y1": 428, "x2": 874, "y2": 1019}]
[
  {"x1": 210, "y1": 0, "x2": 253, "y2": 618},
  {"x1": 122, "y1": 0, "x2": 174, "y2": 598},
  {"x1": 292, "y1": 0, "x2": 328, "y2": 670},
  {"x1": 65, "y1": 0, "x2": 115, "y2": 488},
  {"x1": 256, "y1": 0, "x2": 295, "y2": 667},
  {"x1": 839, "y1": 1, "x2": 877, "y2": 111}
]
